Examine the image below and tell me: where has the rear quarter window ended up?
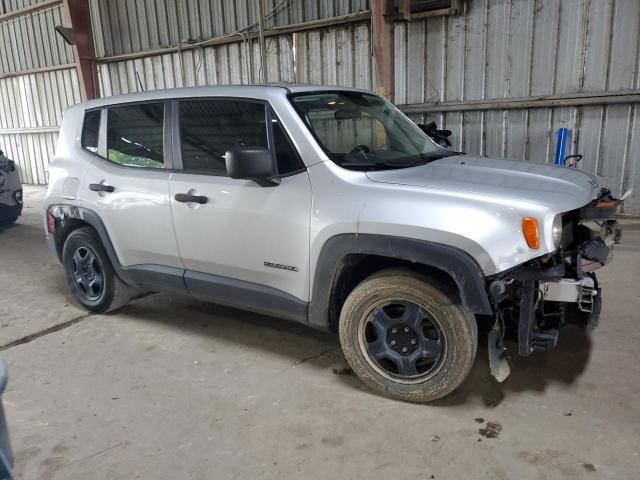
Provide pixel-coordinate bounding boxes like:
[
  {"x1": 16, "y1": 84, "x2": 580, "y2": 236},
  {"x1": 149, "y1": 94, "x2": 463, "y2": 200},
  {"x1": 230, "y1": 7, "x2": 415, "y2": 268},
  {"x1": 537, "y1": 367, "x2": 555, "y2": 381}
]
[{"x1": 81, "y1": 110, "x2": 101, "y2": 153}]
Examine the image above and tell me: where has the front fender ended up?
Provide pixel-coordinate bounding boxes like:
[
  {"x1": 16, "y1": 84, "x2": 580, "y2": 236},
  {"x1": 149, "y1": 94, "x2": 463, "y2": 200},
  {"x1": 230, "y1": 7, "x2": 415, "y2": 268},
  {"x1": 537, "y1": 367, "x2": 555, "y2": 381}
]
[{"x1": 308, "y1": 234, "x2": 493, "y2": 329}]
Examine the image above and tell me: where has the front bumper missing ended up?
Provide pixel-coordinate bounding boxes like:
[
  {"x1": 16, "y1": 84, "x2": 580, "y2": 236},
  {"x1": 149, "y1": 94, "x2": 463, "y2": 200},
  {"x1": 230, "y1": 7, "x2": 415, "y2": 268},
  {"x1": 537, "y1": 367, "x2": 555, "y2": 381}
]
[
  {"x1": 487, "y1": 191, "x2": 623, "y2": 381},
  {"x1": 487, "y1": 228, "x2": 615, "y2": 380},
  {"x1": 541, "y1": 277, "x2": 597, "y2": 312},
  {"x1": 516, "y1": 275, "x2": 602, "y2": 357}
]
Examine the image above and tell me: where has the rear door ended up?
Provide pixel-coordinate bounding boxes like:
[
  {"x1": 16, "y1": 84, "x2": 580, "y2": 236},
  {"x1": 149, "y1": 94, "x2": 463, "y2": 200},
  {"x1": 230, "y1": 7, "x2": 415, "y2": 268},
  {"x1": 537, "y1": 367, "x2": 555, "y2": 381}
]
[
  {"x1": 169, "y1": 98, "x2": 312, "y2": 301},
  {"x1": 81, "y1": 102, "x2": 183, "y2": 269}
]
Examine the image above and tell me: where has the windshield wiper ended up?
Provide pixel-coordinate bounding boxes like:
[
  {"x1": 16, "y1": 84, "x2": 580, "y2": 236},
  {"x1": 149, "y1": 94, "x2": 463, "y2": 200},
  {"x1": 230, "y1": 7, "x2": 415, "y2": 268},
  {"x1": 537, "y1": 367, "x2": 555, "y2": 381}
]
[
  {"x1": 338, "y1": 149, "x2": 456, "y2": 170},
  {"x1": 339, "y1": 160, "x2": 399, "y2": 170},
  {"x1": 420, "y1": 152, "x2": 452, "y2": 161}
]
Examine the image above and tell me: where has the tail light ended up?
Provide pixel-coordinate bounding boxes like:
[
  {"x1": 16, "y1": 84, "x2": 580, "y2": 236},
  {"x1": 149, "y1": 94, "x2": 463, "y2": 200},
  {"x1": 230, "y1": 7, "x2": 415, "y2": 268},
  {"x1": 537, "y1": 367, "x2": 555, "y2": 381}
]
[{"x1": 46, "y1": 211, "x2": 56, "y2": 234}]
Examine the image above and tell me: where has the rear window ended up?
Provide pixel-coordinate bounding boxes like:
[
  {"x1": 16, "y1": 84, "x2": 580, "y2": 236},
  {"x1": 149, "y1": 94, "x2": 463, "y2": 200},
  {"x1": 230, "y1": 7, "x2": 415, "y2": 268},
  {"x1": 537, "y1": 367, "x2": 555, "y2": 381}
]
[
  {"x1": 81, "y1": 110, "x2": 101, "y2": 154},
  {"x1": 106, "y1": 103, "x2": 165, "y2": 169}
]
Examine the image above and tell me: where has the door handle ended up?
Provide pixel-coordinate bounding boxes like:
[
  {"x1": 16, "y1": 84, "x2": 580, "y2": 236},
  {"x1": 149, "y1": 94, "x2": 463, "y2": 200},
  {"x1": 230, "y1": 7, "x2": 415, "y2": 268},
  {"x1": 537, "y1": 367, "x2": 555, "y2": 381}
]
[
  {"x1": 89, "y1": 183, "x2": 115, "y2": 193},
  {"x1": 174, "y1": 193, "x2": 208, "y2": 204}
]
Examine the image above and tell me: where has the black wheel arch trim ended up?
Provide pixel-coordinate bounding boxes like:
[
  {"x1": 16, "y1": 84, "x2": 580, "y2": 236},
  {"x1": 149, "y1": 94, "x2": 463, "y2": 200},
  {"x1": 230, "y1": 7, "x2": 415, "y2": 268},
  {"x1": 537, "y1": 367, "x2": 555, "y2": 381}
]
[
  {"x1": 60, "y1": 208, "x2": 188, "y2": 295},
  {"x1": 55, "y1": 208, "x2": 491, "y2": 329},
  {"x1": 308, "y1": 234, "x2": 493, "y2": 329},
  {"x1": 55, "y1": 207, "x2": 305, "y2": 320}
]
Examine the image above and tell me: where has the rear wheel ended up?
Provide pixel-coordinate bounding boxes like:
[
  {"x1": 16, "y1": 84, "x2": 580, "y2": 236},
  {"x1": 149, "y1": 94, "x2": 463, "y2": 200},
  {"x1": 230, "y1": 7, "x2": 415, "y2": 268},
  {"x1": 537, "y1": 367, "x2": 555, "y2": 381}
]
[
  {"x1": 62, "y1": 227, "x2": 131, "y2": 313},
  {"x1": 339, "y1": 269, "x2": 477, "y2": 402}
]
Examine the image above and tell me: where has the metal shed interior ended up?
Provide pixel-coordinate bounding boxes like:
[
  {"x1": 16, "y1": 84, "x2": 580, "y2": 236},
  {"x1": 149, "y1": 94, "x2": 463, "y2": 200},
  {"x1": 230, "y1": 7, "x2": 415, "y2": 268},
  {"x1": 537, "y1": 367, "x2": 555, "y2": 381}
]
[{"x1": 0, "y1": 0, "x2": 639, "y2": 214}]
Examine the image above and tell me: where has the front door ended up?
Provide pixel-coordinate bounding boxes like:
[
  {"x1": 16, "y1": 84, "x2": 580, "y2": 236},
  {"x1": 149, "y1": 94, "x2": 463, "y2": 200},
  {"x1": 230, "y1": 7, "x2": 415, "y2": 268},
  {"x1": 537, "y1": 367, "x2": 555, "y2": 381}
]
[{"x1": 169, "y1": 99, "x2": 312, "y2": 302}]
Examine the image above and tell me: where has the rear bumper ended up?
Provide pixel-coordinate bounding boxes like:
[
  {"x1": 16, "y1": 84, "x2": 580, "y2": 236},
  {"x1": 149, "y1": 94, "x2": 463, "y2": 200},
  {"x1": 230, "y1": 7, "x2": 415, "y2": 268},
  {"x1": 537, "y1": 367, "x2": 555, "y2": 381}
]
[
  {"x1": 0, "y1": 188, "x2": 23, "y2": 222},
  {"x1": 0, "y1": 203, "x2": 21, "y2": 222}
]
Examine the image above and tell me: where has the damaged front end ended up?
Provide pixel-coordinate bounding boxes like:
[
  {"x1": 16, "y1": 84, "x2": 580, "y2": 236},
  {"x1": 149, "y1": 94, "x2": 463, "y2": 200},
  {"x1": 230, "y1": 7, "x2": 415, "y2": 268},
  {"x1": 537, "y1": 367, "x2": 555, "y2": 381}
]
[{"x1": 486, "y1": 189, "x2": 624, "y2": 381}]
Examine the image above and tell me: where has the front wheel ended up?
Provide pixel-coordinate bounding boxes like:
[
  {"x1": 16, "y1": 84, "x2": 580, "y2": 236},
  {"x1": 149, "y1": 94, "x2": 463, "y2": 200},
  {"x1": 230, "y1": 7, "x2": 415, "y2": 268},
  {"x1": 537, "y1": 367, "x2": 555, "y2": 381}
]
[
  {"x1": 62, "y1": 227, "x2": 131, "y2": 313},
  {"x1": 339, "y1": 269, "x2": 477, "y2": 402}
]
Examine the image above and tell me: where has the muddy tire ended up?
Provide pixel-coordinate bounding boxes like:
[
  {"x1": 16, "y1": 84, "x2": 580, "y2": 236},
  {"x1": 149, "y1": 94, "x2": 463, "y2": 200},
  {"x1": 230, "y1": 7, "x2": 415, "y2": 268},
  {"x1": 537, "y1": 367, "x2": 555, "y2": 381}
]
[
  {"x1": 62, "y1": 227, "x2": 131, "y2": 313},
  {"x1": 339, "y1": 269, "x2": 477, "y2": 402}
]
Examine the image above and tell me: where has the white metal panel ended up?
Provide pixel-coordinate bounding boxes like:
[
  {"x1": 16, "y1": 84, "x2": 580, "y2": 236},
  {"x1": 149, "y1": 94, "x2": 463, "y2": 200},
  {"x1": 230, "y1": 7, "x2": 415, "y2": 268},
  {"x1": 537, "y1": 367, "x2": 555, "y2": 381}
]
[
  {"x1": 96, "y1": 31, "x2": 301, "y2": 97},
  {"x1": 0, "y1": 67, "x2": 80, "y2": 128},
  {"x1": 0, "y1": 131, "x2": 58, "y2": 184},
  {"x1": 0, "y1": 4, "x2": 74, "y2": 74},
  {"x1": 0, "y1": 0, "x2": 48, "y2": 15},
  {"x1": 0, "y1": 67, "x2": 80, "y2": 185}
]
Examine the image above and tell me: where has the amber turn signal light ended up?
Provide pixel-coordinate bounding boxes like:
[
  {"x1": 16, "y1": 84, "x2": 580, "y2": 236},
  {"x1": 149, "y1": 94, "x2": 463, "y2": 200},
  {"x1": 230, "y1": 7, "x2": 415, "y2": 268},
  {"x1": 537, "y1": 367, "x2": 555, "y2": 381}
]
[{"x1": 522, "y1": 217, "x2": 540, "y2": 249}]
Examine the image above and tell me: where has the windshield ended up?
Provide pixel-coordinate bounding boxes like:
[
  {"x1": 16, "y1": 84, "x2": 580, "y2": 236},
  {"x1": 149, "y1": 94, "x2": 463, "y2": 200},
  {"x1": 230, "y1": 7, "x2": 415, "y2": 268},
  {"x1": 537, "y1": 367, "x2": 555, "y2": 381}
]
[{"x1": 289, "y1": 91, "x2": 451, "y2": 170}]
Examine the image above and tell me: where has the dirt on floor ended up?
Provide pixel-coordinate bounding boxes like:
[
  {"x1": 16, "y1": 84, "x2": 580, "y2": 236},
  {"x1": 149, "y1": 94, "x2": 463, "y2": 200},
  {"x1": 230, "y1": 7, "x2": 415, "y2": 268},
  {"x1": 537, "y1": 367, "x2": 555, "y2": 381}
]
[{"x1": 1, "y1": 186, "x2": 639, "y2": 479}]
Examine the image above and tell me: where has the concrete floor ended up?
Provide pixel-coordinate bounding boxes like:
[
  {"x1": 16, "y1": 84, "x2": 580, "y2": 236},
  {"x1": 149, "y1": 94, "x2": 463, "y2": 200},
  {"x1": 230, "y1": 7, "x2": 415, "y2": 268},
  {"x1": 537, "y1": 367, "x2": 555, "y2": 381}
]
[{"x1": 1, "y1": 186, "x2": 639, "y2": 479}]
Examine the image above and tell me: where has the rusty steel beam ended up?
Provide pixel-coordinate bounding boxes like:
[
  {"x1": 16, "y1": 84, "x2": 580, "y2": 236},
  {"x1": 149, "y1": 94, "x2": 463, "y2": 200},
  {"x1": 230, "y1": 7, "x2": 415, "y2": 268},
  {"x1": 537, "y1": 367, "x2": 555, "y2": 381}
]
[
  {"x1": 63, "y1": 0, "x2": 98, "y2": 100},
  {"x1": 371, "y1": 0, "x2": 394, "y2": 101}
]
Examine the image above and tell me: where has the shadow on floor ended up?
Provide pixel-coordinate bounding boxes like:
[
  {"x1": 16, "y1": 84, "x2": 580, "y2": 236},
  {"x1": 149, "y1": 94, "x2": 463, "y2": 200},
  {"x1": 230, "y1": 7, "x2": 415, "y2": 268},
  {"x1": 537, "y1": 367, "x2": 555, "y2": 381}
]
[
  {"x1": 110, "y1": 293, "x2": 593, "y2": 407},
  {"x1": 435, "y1": 326, "x2": 592, "y2": 407}
]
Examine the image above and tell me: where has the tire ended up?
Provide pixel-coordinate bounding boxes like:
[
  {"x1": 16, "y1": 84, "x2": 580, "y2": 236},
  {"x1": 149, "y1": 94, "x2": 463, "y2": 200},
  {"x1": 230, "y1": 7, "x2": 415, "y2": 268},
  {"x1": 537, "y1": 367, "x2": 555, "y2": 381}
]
[
  {"x1": 62, "y1": 227, "x2": 131, "y2": 313},
  {"x1": 339, "y1": 269, "x2": 477, "y2": 402}
]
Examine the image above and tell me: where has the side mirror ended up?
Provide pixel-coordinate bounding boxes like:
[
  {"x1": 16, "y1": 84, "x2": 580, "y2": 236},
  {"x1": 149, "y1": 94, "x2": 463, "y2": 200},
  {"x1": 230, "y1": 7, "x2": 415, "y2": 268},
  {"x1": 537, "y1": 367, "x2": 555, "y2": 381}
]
[{"x1": 225, "y1": 147, "x2": 280, "y2": 187}]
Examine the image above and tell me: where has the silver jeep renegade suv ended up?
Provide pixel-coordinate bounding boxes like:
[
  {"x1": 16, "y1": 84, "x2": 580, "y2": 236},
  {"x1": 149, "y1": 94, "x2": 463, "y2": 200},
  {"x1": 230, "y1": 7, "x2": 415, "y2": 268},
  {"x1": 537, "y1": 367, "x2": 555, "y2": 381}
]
[{"x1": 44, "y1": 85, "x2": 623, "y2": 402}]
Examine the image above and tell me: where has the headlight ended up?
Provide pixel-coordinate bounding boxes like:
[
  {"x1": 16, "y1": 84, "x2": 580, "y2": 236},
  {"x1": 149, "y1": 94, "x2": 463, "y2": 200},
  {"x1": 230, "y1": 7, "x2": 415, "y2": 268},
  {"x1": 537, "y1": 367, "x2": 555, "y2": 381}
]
[
  {"x1": 14, "y1": 189, "x2": 23, "y2": 205},
  {"x1": 552, "y1": 214, "x2": 563, "y2": 248}
]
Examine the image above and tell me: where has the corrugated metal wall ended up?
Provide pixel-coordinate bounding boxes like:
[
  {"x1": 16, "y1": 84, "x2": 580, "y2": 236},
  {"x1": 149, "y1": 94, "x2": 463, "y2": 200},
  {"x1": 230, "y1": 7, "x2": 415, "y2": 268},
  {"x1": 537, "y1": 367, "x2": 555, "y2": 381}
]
[
  {"x1": 96, "y1": 19, "x2": 373, "y2": 96},
  {"x1": 0, "y1": 0, "x2": 46, "y2": 15},
  {"x1": 0, "y1": 1, "x2": 80, "y2": 184},
  {"x1": 2, "y1": 0, "x2": 639, "y2": 215},
  {"x1": 0, "y1": 4, "x2": 74, "y2": 72},
  {"x1": 395, "y1": 0, "x2": 640, "y2": 215},
  {"x1": 89, "y1": 0, "x2": 369, "y2": 57},
  {"x1": 0, "y1": 69, "x2": 81, "y2": 184}
]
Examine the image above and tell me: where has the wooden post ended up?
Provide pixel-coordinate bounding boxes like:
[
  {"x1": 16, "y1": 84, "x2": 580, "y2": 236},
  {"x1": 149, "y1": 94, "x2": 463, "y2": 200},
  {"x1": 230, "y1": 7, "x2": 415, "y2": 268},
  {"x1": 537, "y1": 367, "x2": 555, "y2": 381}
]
[
  {"x1": 371, "y1": 0, "x2": 394, "y2": 102},
  {"x1": 63, "y1": 0, "x2": 98, "y2": 100}
]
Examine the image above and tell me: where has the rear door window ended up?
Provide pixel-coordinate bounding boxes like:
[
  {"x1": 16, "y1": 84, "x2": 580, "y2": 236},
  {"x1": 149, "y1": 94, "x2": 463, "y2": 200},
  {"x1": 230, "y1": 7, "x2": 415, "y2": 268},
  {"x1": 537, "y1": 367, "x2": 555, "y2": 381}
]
[{"x1": 106, "y1": 103, "x2": 165, "y2": 168}]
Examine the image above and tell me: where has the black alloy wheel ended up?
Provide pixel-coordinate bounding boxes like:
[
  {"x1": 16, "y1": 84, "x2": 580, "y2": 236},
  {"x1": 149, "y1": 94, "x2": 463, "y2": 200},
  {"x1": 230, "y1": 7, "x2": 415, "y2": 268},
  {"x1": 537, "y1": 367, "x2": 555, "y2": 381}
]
[
  {"x1": 71, "y1": 245, "x2": 104, "y2": 300},
  {"x1": 360, "y1": 300, "x2": 445, "y2": 381}
]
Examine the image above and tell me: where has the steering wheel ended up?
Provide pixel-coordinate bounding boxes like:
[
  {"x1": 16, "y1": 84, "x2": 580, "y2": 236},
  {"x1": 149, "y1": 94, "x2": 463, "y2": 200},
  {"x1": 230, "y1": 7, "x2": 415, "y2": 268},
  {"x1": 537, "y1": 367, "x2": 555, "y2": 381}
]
[{"x1": 349, "y1": 144, "x2": 371, "y2": 154}]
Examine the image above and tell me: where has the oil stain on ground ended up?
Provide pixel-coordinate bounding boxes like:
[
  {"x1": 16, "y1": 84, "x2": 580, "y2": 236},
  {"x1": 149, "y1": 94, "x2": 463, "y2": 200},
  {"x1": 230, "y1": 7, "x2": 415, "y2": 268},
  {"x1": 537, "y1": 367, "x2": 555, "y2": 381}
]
[{"x1": 477, "y1": 419, "x2": 502, "y2": 439}]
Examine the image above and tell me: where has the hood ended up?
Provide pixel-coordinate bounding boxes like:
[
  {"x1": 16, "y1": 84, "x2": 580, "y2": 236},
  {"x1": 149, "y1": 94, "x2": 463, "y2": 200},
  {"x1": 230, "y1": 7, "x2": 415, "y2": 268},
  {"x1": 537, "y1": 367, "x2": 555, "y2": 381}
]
[{"x1": 365, "y1": 155, "x2": 603, "y2": 211}]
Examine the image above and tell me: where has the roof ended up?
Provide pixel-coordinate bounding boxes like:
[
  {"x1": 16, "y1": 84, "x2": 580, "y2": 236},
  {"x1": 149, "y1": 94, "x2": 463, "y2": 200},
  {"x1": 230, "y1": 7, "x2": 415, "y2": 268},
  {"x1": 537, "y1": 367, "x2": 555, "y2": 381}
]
[{"x1": 77, "y1": 84, "x2": 373, "y2": 110}]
